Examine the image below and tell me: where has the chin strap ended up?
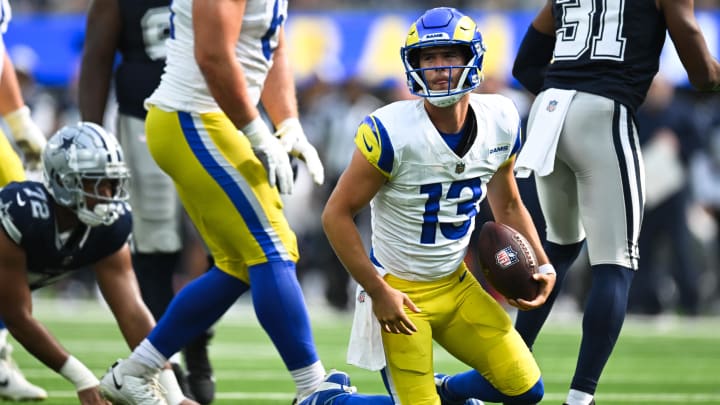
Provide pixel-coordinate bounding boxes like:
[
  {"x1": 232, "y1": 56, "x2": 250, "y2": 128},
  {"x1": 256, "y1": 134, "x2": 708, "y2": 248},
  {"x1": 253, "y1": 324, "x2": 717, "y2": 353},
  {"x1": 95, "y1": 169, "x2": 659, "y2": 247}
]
[{"x1": 77, "y1": 203, "x2": 122, "y2": 227}]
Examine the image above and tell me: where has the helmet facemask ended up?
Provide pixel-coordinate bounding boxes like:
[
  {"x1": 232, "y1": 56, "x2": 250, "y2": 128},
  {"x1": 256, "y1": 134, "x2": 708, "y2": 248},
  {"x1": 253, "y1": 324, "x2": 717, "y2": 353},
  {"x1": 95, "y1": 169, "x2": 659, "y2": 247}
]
[
  {"x1": 401, "y1": 7, "x2": 486, "y2": 107},
  {"x1": 42, "y1": 122, "x2": 130, "y2": 227}
]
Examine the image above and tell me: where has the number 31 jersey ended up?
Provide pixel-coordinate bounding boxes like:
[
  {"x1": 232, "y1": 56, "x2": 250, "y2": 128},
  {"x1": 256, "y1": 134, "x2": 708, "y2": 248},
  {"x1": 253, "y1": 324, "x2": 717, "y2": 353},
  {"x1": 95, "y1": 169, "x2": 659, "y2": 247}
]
[{"x1": 355, "y1": 94, "x2": 521, "y2": 281}]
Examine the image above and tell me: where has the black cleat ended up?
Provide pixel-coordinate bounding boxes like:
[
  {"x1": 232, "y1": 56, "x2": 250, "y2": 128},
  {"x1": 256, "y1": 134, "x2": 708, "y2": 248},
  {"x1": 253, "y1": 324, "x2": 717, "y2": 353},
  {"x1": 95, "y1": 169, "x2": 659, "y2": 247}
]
[{"x1": 183, "y1": 329, "x2": 215, "y2": 404}]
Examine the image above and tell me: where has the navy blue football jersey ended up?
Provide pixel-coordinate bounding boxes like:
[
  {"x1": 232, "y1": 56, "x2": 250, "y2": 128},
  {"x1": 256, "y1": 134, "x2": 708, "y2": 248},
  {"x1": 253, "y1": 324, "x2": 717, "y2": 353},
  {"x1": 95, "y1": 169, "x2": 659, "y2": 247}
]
[
  {"x1": 0, "y1": 181, "x2": 132, "y2": 290},
  {"x1": 543, "y1": 0, "x2": 666, "y2": 111},
  {"x1": 115, "y1": 0, "x2": 170, "y2": 119}
]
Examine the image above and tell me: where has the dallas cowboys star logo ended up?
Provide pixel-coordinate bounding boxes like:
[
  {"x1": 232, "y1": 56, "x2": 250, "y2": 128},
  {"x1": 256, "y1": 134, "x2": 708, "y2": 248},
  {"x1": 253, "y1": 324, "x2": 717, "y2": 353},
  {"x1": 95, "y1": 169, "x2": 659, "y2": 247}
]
[
  {"x1": 61, "y1": 136, "x2": 75, "y2": 150},
  {"x1": 0, "y1": 198, "x2": 11, "y2": 220}
]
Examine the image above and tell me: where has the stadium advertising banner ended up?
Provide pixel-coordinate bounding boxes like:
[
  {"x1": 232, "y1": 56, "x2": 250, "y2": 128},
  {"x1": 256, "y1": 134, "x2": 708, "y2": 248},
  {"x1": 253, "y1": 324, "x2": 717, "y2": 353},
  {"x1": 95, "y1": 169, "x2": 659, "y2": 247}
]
[{"x1": 4, "y1": 10, "x2": 719, "y2": 88}]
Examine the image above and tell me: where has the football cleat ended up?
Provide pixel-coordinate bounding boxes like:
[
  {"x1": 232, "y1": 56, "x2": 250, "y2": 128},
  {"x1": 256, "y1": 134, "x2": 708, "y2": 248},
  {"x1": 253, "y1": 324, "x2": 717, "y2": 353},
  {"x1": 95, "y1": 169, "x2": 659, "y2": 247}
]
[
  {"x1": 297, "y1": 370, "x2": 357, "y2": 405},
  {"x1": 183, "y1": 330, "x2": 215, "y2": 404},
  {"x1": 100, "y1": 359, "x2": 168, "y2": 405},
  {"x1": 434, "y1": 373, "x2": 484, "y2": 405},
  {"x1": 0, "y1": 343, "x2": 48, "y2": 401}
]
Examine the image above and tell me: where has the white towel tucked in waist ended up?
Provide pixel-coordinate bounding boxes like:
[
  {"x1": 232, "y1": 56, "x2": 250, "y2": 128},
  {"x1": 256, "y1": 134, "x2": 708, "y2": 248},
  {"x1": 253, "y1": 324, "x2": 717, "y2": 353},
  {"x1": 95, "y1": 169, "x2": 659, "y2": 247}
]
[
  {"x1": 515, "y1": 88, "x2": 577, "y2": 178},
  {"x1": 347, "y1": 284, "x2": 385, "y2": 371}
]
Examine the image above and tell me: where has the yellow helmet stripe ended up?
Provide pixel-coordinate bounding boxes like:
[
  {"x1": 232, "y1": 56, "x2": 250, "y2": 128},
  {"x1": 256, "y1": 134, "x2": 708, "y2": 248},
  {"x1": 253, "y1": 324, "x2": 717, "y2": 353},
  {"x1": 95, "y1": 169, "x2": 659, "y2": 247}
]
[
  {"x1": 405, "y1": 22, "x2": 419, "y2": 46},
  {"x1": 453, "y1": 16, "x2": 476, "y2": 42}
]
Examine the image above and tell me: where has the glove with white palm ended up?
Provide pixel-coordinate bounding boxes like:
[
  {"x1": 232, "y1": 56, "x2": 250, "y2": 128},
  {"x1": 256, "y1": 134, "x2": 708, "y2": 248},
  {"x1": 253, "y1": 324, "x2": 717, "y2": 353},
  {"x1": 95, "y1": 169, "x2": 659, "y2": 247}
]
[
  {"x1": 242, "y1": 116, "x2": 294, "y2": 195},
  {"x1": 274, "y1": 118, "x2": 325, "y2": 185},
  {"x1": 4, "y1": 106, "x2": 46, "y2": 170}
]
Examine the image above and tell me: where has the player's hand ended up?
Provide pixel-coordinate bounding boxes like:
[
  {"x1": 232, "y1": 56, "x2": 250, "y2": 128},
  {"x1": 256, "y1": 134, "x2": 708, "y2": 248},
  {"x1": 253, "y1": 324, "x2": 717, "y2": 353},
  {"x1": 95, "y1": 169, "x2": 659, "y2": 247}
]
[
  {"x1": 77, "y1": 386, "x2": 110, "y2": 404},
  {"x1": 509, "y1": 271, "x2": 556, "y2": 310},
  {"x1": 369, "y1": 283, "x2": 420, "y2": 335},
  {"x1": 275, "y1": 118, "x2": 325, "y2": 185},
  {"x1": 4, "y1": 106, "x2": 47, "y2": 170},
  {"x1": 242, "y1": 117, "x2": 294, "y2": 194}
]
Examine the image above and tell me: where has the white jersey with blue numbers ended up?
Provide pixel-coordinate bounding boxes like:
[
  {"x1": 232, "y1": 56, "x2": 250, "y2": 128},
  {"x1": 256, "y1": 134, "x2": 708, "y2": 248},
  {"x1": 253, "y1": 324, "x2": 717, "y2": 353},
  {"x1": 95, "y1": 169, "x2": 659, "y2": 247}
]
[
  {"x1": 146, "y1": 0, "x2": 287, "y2": 113},
  {"x1": 355, "y1": 94, "x2": 521, "y2": 281}
]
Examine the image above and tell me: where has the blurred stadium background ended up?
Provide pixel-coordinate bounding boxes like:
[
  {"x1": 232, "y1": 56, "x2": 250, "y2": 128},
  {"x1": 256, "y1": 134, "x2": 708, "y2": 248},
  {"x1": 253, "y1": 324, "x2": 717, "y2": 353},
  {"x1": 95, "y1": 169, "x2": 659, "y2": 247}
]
[{"x1": 2, "y1": 1, "x2": 720, "y2": 403}]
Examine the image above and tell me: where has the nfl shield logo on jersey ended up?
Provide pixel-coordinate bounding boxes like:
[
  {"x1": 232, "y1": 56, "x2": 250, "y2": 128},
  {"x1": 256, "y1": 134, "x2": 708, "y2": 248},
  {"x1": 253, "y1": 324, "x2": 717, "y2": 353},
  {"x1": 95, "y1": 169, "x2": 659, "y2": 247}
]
[
  {"x1": 546, "y1": 100, "x2": 558, "y2": 112},
  {"x1": 495, "y1": 246, "x2": 519, "y2": 269}
]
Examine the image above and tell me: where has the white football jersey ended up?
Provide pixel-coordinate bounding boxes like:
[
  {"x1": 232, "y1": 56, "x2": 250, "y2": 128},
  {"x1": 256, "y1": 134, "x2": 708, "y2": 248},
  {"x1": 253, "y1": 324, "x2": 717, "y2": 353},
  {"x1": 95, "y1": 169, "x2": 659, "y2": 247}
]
[
  {"x1": 146, "y1": 0, "x2": 287, "y2": 112},
  {"x1": 355, "y1": 94, "x2": 521, "y2": 281}
]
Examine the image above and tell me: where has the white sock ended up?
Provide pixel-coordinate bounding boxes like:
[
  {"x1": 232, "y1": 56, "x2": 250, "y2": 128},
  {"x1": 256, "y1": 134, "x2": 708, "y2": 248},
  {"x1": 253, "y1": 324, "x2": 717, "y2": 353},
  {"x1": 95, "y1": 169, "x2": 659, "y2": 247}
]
[
  {"x1": 129, "y1": 338, "x2": 168, "y2": 370},
  {"x1": 566, "y1": 389, "x2": 594, "y2": 405},
  {"x1": 0, "y1": 329, "x2": 7, "y2": 347},
  {"x1": 291, "y1": 360, "x2": 326, "y2": 399},
  {"x1": 168, "y1": 352, "x2": 182, "y2": 365}
]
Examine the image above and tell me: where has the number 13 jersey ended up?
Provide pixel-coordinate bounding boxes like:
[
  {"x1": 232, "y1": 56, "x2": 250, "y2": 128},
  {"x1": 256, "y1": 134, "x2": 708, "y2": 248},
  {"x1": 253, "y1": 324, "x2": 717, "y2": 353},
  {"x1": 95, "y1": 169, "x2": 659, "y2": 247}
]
[{"x1": 355, "y1": 94, "x2": 521, "y2": 281}]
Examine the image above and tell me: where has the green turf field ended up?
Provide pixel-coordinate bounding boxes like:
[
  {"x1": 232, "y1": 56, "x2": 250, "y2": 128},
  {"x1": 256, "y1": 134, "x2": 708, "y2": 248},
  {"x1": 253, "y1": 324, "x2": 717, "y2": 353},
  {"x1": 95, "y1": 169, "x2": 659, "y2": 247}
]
[{"x1": 5, "y1": 297, "x2": 719, "y2": 404}]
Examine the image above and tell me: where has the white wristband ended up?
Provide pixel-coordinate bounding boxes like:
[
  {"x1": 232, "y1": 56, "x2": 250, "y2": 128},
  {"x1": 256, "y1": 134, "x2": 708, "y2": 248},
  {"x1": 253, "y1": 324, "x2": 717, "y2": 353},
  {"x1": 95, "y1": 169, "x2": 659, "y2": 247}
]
[
  {"x1": 59, "y1": 355, "x2": 99, "y2": 392},
  {"x1": 241, "y1": 116, "x2": 273, "y2": 145},
  {"x1": 158, "y1": 367, "x2": 185, "y2": 405},
  {"x1": 276, "y1": 117, "x2": 301, "y2": 133},
  {"x1": 538, "y1": 263, "x2": 556, "y2": 276},
  {"x1": 2, "y1": 106, "x2": 32, "y2": 132}
]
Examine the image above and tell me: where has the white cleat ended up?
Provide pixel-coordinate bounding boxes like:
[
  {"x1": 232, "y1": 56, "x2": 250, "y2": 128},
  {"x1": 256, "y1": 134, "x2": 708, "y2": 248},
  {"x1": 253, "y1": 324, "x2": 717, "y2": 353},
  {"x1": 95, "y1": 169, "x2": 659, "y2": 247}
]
[
  {"x1": 100, "y1": 359, "x2": 168, "y2": 405},
  {"x1": 0, "y1": 343, "x2": 48, "y2": 401}
]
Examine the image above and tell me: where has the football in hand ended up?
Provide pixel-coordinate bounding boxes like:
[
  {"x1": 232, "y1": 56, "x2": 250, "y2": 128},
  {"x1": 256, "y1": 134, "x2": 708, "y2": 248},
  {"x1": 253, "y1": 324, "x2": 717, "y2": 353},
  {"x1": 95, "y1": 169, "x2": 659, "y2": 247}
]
[{"x1": 475, "y1": 221, "x2": 539, "y2": 301}]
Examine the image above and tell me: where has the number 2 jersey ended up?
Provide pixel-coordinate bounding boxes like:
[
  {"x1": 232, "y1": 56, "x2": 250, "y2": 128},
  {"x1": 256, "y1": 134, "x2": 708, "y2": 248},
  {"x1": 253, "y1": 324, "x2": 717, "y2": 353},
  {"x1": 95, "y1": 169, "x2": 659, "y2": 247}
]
[
  {"x1": 0, "y1": 181, "x2": 132, "y2": 290},
  {"x1": 356, "y1": 94, "x2": 521, "y2": 281}
]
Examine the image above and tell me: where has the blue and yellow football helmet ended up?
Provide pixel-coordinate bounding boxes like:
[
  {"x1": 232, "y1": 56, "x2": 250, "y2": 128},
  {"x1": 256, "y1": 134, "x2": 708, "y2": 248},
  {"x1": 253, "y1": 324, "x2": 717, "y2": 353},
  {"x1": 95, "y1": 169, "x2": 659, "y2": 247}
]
[{"x1": 401, "y1": 7, "x2": 486, "y2": 107}]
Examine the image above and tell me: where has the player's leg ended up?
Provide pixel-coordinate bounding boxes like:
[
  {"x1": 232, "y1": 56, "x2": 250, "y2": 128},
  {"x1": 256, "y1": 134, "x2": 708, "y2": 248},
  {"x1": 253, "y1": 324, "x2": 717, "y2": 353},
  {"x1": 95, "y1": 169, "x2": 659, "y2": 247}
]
[
  {"x1": 380, "y1": 269, "x2": 470, "y2": 405},
  {"x1": 560, "y1": 93, "x2": 643, "y2": 404},
  {"x1": 514, "y1": 98, "x2": 586, "y2": 349},
  {"x1": 435, "y1": 267, "x2": 543, "y2": 404},
  {"x1": 178, "y1": 219, "x2": 216, "y2": 403},
  {"x1": 117, "y1": 113, "x2": 202, "y2": 400},
  {"x1": 101, "y1": 108, "x2": 254, "y2": 403},
  {"x1": 117, "y1": 113, "x2": 183, "y2": 321},
  {"x1": 381, "y1": 305, "x2": 435, "y2": 403},
  {"x1": 149, "y1": 108, "x2": 327, "y2": 399}
]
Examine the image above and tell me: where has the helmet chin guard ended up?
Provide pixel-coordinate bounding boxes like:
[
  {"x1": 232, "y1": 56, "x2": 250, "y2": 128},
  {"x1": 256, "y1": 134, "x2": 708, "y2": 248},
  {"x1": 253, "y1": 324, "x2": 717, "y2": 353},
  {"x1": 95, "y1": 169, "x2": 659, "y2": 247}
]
[
  {"x1": 401, "y1": 7, "x2": 486, "y2": 106},
  {"x1": 42, "y1": 122, "x2": 130, "y2": 226}
]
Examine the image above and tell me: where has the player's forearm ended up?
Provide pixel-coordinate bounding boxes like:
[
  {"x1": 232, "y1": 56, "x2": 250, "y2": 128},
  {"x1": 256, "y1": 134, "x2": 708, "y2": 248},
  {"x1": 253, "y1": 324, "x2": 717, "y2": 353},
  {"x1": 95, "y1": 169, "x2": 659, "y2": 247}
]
[
  {"x1": 260, "y1": 28, "x2": 298, "y2": 125},
  {"x1": 77, "y1": 56, "x2": 114, "y2": 123},
  {"x1": 322, "y1": 210, "x2": 385, "y2": 297},
  {"x1": 98, "y1": 270, "x2": 157, "y2": 349},
  {"x1": 78, "y1": 0, "x2": 121, "y2": 123},
  {"x1": 198, "y1": 54, "x2": 258, "y2": 129},
  {"x1": 0, "y1": 52, "x2": 25, "y2": 115},
  {"x1": 3, "y1": 315, "x2": 69, "y2": 371},
  {"x1": 492, "y1": 204, "x2": 549, "y2": 266},
  {"x1": 114, "y1": 301, "x2": 156, "y2": 350}
]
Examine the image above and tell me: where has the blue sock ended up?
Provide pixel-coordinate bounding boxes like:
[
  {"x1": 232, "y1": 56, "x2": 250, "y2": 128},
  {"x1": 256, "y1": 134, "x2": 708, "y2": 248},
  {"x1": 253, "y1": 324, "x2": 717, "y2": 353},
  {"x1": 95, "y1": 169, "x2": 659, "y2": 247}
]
[
  {"x1": 149, "y1": 266, "x2": 249, "y2": 357},
  {"x1": 442, "y1": 370, "x2": 544, "y2": 404},
  {"x1": 249, "y1": 261, "x2": 319, "y2": 370},
  {"x1": 515, "y1": 241, "x2": 584, "y2": 349},
  {"x1": 572, "y1": 264, "x2": 634, "y2": 394}
]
